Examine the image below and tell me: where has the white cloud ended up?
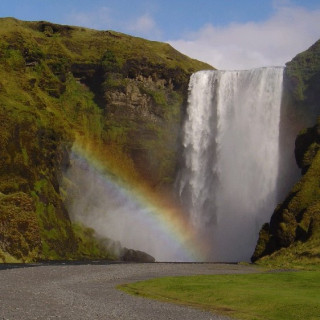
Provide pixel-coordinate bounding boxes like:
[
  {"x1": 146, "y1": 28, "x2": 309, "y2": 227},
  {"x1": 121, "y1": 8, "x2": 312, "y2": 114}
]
[
  {"x1": 66, "y1": 7, "x2": 112, "y2": 30},
  {"x1": 168, "y1": 4, "x2": 320, "y2": 70},
  {"x1": 126, "y1": 13, "x2": 162, "y2": 39}
]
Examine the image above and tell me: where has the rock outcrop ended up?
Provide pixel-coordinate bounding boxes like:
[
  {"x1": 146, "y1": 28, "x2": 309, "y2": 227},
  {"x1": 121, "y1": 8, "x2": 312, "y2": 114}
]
[{"x1": 121, "y1": 248, "x2": 155, "y2": 263}]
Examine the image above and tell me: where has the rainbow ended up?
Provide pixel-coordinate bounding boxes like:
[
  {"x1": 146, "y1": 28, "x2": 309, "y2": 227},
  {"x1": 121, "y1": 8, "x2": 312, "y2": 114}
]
[{"x1": 69, "y1": 139, "x2": 210, "y2": 261}]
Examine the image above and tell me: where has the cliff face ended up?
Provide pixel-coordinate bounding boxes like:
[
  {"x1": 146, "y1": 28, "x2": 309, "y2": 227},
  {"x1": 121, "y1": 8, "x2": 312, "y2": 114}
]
[
  {"x1": 0, "y1": 18, "x2": 212, "y2": 262},
  {"x1": 252, "y1": 40, "x2": 320, "y2": 267}
]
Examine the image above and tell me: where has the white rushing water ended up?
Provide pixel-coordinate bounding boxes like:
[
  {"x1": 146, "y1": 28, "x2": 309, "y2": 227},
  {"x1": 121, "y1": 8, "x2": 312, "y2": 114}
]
[{"x1": 177, "y1": 67, "x2": 284, "y2": 262}]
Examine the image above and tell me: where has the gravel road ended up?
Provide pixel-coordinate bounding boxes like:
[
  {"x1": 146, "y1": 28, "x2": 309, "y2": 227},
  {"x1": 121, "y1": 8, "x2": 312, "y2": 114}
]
[{"x1": 0, "y1": 262, "x2": 258, "y2": 320}]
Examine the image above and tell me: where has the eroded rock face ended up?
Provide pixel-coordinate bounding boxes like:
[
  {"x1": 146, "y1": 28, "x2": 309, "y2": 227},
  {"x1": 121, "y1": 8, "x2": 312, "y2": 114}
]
[
  {"x1": 0, "y1": 192, "x2": 41, "y2": 261},
  {"x1": 295, "y1": 125, "x2": 320, "y2": 174},
  {"x1": 69, "y1": 56, "x2": 196, "y2": 187},
  {"x1": 104, "y1": 79, "x2": 159, "y2": 122},
  {"x1": 0, "y1": 107, "x2": 79, "y2": 262}
]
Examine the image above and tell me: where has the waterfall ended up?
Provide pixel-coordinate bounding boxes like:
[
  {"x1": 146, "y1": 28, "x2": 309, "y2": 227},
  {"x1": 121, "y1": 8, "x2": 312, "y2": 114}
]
[{"x1": 177, "y1": 67, "x2": 284, "y2": 262}]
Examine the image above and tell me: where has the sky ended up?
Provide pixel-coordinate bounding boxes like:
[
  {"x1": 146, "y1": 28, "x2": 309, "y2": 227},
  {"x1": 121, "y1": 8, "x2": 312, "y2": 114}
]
[{"x1": 1, "y1": 0, "x2": 320, "y2": 69}]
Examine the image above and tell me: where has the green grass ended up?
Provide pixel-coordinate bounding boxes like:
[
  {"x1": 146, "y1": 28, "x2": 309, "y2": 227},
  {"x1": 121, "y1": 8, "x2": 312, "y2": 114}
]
[
  {"x1": 119, "y1": 271, "x2": 320, "y2": 320},
  {"x1": 0, "y1": 17, "x2": 212, "y2": 72}
]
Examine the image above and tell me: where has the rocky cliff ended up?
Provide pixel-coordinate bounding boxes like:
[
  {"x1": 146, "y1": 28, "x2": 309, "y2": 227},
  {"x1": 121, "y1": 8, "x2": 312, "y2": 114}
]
[
  {"x1": 252, "y1": 40, "x2": 320, "y2": 267},
  {"x1": 0, "y1": 18, "x2": 212, "y2": 262}
]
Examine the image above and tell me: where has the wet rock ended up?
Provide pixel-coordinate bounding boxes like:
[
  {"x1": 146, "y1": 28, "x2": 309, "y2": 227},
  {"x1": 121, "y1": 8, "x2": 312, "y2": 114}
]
[{"x1": 120, "y1": 248, "x2": 155, "y2": 263}]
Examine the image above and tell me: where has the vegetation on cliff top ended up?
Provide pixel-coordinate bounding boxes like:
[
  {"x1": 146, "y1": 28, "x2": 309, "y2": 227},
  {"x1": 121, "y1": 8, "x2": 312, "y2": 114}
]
[
  {"x1": 0, "y1": 17, "x2": 212, "y2": 262},
  {"x1": 285, "y1": 39, "x2": 320, "y2": 103},
  {"x1": 284, "y1": 39, "x2": 320, "y2": 125}
]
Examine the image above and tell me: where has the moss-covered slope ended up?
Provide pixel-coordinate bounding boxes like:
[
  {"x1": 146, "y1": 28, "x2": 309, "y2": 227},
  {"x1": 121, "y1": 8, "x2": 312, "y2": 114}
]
[
  {"x1": 0, "y1": 18, "x2": 212, "y2": 262},
  {"x1": 252, "y1": 40, "x2": 320, "y2": 268}
]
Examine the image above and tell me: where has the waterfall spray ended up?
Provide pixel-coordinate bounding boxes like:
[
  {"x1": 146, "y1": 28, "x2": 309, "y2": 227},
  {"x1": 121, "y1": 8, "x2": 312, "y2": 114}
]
[{"x1": 177, "y1": 67, "x2": 284, "y2": 261}]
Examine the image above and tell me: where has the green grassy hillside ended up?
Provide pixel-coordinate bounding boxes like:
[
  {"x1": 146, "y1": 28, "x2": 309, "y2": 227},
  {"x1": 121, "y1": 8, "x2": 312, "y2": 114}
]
[{"x1": 0, "y1": 17, "x2": 212, "y2": 262}]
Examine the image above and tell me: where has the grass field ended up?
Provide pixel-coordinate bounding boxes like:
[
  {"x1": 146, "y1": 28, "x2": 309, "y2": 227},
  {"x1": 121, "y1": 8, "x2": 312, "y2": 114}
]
[{"x1": 119, "y1": 271, "x2": 320, "y2": 320}]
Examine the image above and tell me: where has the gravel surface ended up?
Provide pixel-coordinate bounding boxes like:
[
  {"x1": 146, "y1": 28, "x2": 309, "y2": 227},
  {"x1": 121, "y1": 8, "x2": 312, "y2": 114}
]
[{"x1": 0, "y1": 262, "x2": 258, "y2": 320}]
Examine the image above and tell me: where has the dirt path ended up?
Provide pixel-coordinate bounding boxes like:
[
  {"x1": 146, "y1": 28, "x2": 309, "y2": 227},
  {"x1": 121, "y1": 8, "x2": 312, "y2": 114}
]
[{"x1": 0, "y1": 262, "x2": 258, "y2": 320}]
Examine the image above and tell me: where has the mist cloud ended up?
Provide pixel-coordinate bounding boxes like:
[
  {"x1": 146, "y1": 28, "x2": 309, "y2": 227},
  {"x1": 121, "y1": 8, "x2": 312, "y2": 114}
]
[
  {"x1": 168, "y1": 4, "x2": 320, "y2": 70},
  {"x1": 65, "y1": 153, "x2": 192, "y2": 262}
]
